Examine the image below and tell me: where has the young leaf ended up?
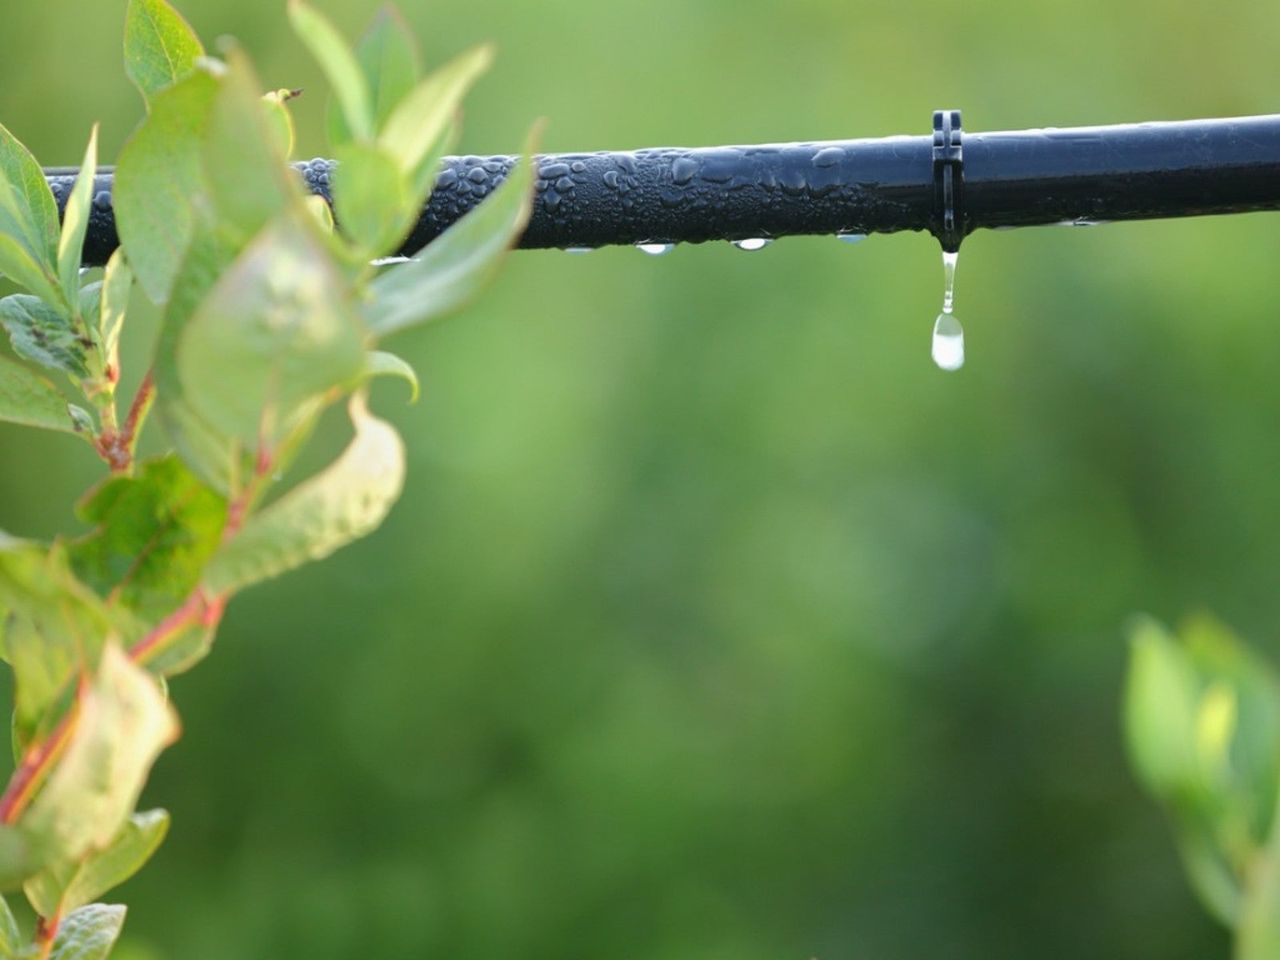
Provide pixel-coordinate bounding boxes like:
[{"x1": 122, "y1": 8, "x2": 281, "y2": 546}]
[
  {"x1": 46, "y1": 903, "x2": 126, "y2": 960},
  {"x1": 1240, "y1": 819, "x2": 1280, "y2": 960},
  {"x1": 0, "y1": 894, "x2": 19, "y2": 956},
  {"x1": 332, "y1": 142, "x2": 409, "y2": 255},
  {"x1": 366, "y1": 131, "x2": 536, "y2": 337},
  {"x1": 327, "y1": 4, "x2": 421, "y2": 145},
  {"x1": 114, "y1": 69, "x2": 219, "y2": 304},
  {"x1": 1124, "y1": 616, "x2": 1199, "y2": 797},
  {"x1": 363, "y1": 350, "x2": 419, "y2": 402},
  {"x1": 57, "y1": 127, "x2": 98, "y2": 304},
  {"x1": 124, "y1": 0, "x2": 205, "y2": 107},
  {"x1": 22, "y1": 645, "x2": 178, "y2": 865},
  {"x1": 262, "y1": 89, "x2": 299, "y2": 159},
  {"x1": 69, "y1": 456, "x2": 228, "y2": 624},
  {"x1": 176, "y1": 215, "x2": 365, "y2": 448},
  {"x1": 25, "y1": 810, "x2": 170, "y2": 919},
  {"x1": 0, "y1": 354, "x2": 87, "y2": 435},
  {"x1": 96, "y1": 251, "x2": 133, "y2": 381},
  {"x1": 288, "y1": 0, "x2": 374, "y2": 143},
  {"x1": 204, "y1": 393, "x2": 405, "y2": 595},
  {"x1": 0, "y1": 295, "x2": 89, "y2": 379},
  {"x1": 379, "y1": 45, "x2": 492, "y2": 193}
]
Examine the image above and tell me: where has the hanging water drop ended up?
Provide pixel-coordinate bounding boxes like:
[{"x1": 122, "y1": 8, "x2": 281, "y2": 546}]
[
  {"x1": 836, "y1": 232, "x2": 867, "y2": 244},
  {"x1": 931, "y1": 312, "x2": 965, "y2": 371},
  {"x1": 931, "y1": 249, "x2": 964, "y2": 371},
  {"x1": 565, "y1": 246, "x2": 595, "y2": 255},
  {"x1": 637, "y1": 242, "x2": 674, "y2": 256},
  {"x1": 941, "y1": 250, "x2": 958, "y2": 313},
  {"x1": 733, "y1": 237, "x2": 772, "y2": 251}
]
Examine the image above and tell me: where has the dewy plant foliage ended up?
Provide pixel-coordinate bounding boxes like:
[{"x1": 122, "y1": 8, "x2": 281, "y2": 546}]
[{"x1": 0, "y1": 1, "x2": 534, "y2": 955}]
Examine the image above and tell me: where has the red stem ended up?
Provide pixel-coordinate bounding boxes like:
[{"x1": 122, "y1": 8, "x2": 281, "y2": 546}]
[{"x1": 0, "y1": 706, "x2": 78, "y2": 826}]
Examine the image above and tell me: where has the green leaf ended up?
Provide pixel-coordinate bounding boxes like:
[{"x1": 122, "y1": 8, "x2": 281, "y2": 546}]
[
  {"x1": 289, "y1": 0, "x2": 374, "y2": 143},
  {"x1": 204, "y1": 393, "x2": 404, "y2": 595},
  {"x1": 0, "y1": 234, "x2": 65, "y2": 310},
  {"x1": 379, "y1": 45, "x2": 492, "y2": 195},
  {"x1": 124, "y1": 0, "x2": 205, "y2": 107},
  {"x1": 328, "y1": 4, "x2": 420, "y2": 145},
  {"x1": 0, "y1": 894, "x2": 20, "y2": 956},
  {"x1": 114, "y1": 69, "x2": 219, "y2": 304},
  {"x1": 0, "y1": 826, "x2": 45, "y2": 893},
  {"x1": 261, "y1": 89, "x2": 299, "y2": 159},
  {"x1": 176, "y1": 215, "x2": 365, "y2": 448},
  {"x1": 0, "y1": 295, "x2": 88, "y2": 379},
  {"x1": 25, "y1": 810, "x2": 169, "y2": 919},
  {"x1": 1172, "y1": 816, "x2": 1241, "y2": 928},
  {"x1": 6, "y1": 614, "x2": 79, "y2": 756},
  {"x1": 1183, "y1": 615, "x2": 1280, "y2": 841},
  {"x1": 96, "y1": 251, "x2": 133, "y2": 382},
  {"x1": 366, "y1": 130, "x2": 536, "y2": 337},
  {"x1": 68, "y1": 456, "x2": 228, "y2": 624},
  {"x1": 1124, "y1": 616, "x2": 1200, "y2": 798},
  {"x1": 22, "y1": 646, "x2": 178, "y2": 866},
  {"x1": 0, "y1": 355, "x2": 86, "y2": 435},
  {"x1": 0, "y1": 121, "x2": 60, "y2": 280},
  {"x1": 332, "y1": 142, "x2": 409, "y2": 255},
  {"x1": 47, "y1": 903, "x2": 126, "y2": 960},
  {"x1": 152, "y1": 227, "x2": 243, "y2": 493},
  {"x1": 1239, "y1": 794, "x2": 1280, "y2": 959},
  {"x1": 57, "y1": 127, "x2": 98, "y2": 303},
  {"x1": 362, "y1": 350, "x2": 419, "y2": 402},
  {"x1": 201, "y1": 49, "x2": 297, "y2": 243}
]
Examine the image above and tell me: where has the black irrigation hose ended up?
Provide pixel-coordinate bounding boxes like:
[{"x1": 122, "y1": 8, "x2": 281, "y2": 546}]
[{"x1": 45, "y1": 111, "x2": 1280, "y2": 268}]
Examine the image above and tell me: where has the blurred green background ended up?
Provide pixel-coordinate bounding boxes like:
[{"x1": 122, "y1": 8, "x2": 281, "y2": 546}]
[{"x1": 2, "y1": 0, "x2": 1279, "y2": 956}]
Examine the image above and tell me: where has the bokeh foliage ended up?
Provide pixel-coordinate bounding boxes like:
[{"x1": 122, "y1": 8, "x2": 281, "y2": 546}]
[{"x1": 1, "y1": 0, "x2": 1279, "y2": 957}]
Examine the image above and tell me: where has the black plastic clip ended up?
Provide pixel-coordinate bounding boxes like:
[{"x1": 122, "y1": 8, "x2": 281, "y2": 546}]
[{"x1": 932, "y1": 109, "x2": 964, "y2": 253}]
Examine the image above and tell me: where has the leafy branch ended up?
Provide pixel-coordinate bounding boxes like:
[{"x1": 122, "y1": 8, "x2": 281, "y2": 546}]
[{"x1": 0, "y1": 0, "x2": 535, "y2": 955}]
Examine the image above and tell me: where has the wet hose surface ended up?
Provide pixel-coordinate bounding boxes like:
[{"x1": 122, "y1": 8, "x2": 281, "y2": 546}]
[{"x1": 45, "y1": 113, "x2": 1280, "y2": 268}]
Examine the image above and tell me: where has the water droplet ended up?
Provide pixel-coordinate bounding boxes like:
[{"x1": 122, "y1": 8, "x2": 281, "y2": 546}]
[
  {"x1": 371, "y1": 256, "x2": 414, "y2": 266},
  {"x1": 565, "y1": 247, "x2": 595, "y2": 255},
  {"x1": 931, "y1": 312, "x2": 965, "y2": 372},
  {"x1": 837, "y1": 232, "x2": 867, "y2": 245},
  {"x1": 942, "y1": 250, "x2": 958, "y2": 314},
  {"x1": 637, "y1": 242, "x2": 674, "y2": 256},
  {"x1": 733, "y1": 238, "x2": 772, "y2": 252}
]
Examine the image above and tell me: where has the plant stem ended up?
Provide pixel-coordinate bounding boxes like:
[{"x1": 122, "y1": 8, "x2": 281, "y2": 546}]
[
  {"x1": 127, "y1": 588, "x2": 225, "y2": 668},
  {"x1": 0, "y1": 705, "x2": 78, "y2": 826},
  {"x1": 91, "y1": 369, "x2": 155, "y2": 475}
]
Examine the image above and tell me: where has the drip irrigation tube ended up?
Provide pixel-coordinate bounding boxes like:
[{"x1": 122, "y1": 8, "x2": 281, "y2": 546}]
[{"x1": 46, "y1": 111, "x2": 1280, "y2": 268}]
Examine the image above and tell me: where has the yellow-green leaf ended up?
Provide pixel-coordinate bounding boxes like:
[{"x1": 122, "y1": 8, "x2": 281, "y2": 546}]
[
  {"x1": 25, "y1": 810, "x2": 170, "y2": 919},
  {"x1": 328, "y1": 4, "x2": 421, "y2": 144},
  {"x1": 57, "y1": 127, "x2": 98, "y2": 303},
  {"x1": 367, "y1": 127, "x2": 537, "y2": 337},
  {"x1": 204, "y1": 393, "x2": 404, "y2": 595},
  {"x1": 22, "y1": 645, "x2": 178, "y2": 865},
  {"x1": 379, "y1": 44, "x2": 492, "y2": 194},
  {"x1": 332, "y1": 142, "x2": 409, "y2": 255},
  {"x1": 289, "y1": 0, "x2": 374, "y2": 143}
]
